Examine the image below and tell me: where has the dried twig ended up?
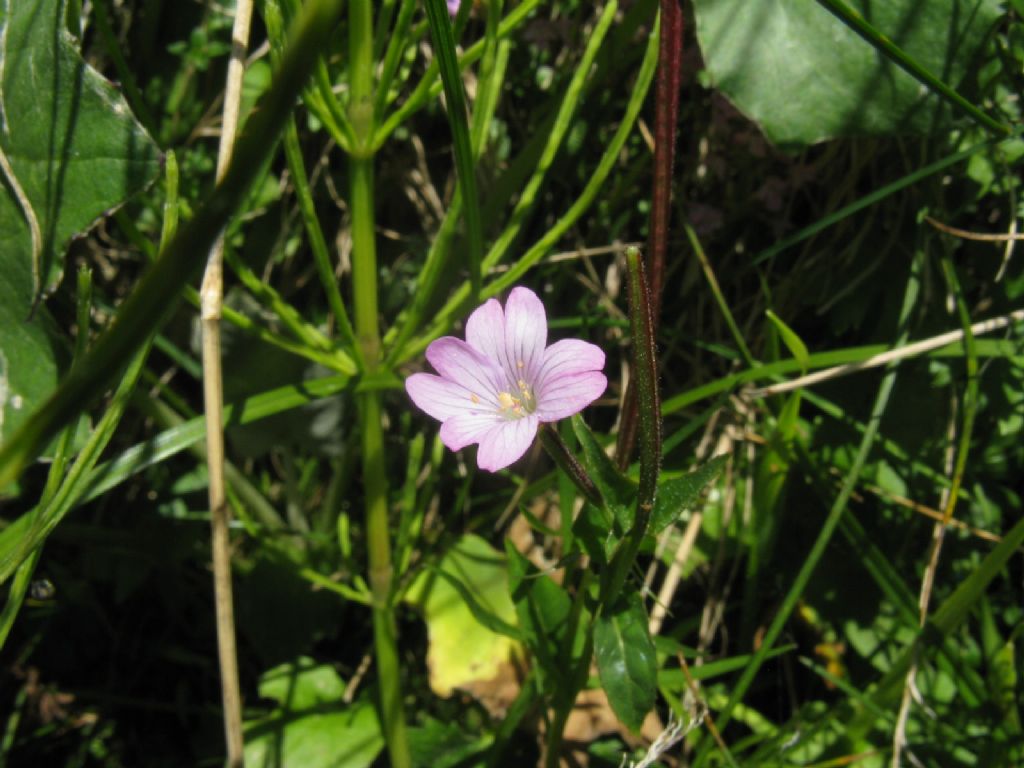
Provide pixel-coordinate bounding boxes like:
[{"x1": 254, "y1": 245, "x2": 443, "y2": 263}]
[{"x1": 750, "y1": 308, "x2": 1024, "y2": 398}]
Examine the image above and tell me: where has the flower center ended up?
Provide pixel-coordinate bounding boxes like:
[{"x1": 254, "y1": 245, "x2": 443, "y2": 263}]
[{"x1": 496, "y1": 378, "x2": 536, "y2": 419}]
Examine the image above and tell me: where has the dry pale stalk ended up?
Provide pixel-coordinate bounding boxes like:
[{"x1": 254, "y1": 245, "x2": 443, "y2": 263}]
[
  {"x1": 751, "y1": 308, "x2": 1024, "y2": 399},
  {"x1": 892, "y1": 395, "x2": 959, "y2": 768},
  {"x1": 200, "y1": 1, "x2": 254, "y2": 765}
]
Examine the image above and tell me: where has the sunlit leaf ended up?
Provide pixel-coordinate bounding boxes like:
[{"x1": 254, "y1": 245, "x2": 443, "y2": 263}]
[{"x1": 693, "y1": 0, "x2": 1001, "y2": 147}]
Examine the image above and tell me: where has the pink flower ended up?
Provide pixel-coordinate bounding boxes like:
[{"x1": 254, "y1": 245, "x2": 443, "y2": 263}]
[
  {"x1": 447, "y1": 0, "x2": 461, "y2": 16},
  {"x1": 406, "y1": 287, "x2": 607, "y2": 472}
]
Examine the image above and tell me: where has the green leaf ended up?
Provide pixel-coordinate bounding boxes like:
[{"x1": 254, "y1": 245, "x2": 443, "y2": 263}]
[
  {"x1": 650, "y1": 455, "x2": 728, "y2": 535},
  {"x1": 766, "y1": 309, "x2": 809, "y2": 374},
  {"x1": 407, "y1": 718, "x2": 493, "y2": 768},
  {"x1": 423, "y1": 0, "x2": 483, "y2": 294},
  {"x1": 594, "y1": 594, "x2": 657, "y2": 732},
  {"x1": 0, "y1": 0, "x2": 159, "y2": 445},
  {"x1": 245, "y1": 659, "x2": 383, "y2": 768},
  {"x1": 405, "y1": 535, "x2": 521, "y2": 696},
  {"x1": 624, "y1": 247, "x2": 661, "y2": 512},
  {"x1": 692, "y1": 0, "x2": 1002, "y2": 147},
  {"x1": 571, "y1": 414, "x2": 636, "y2": 529},
  {"x1": 505, "y1": 541, "x2": 580, "y2": 691},
  {"x1": 258, "y1": 656, "x2": 347, "y2": 710}
]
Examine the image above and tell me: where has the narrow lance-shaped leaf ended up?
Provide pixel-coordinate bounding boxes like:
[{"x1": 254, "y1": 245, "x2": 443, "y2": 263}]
[
  {"x1": 650, "y1": 455, "x2": 728, "y2": 535},
  {"x1": 601, "y1": 247, "x2": 662, "y2": 600},
  {"x1": 626, "y1": 246, "x2": 661, "y2": 517}
]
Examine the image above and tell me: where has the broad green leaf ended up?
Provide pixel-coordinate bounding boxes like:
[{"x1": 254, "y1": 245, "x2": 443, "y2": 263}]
[
  {"x1": 0, "y1": 0, "x2": 159, "y2": 443},
  {"x1": 406, "y1": 535, "x2": 521, "y2": 697},
  {"x1": 650, "y1": 455, "x2": 728, "y2": 535},
  {"x1": 244, "y1": 660, "x2": 382, "y2": 768},
  {"x1": 692, "y1": 0, "x2": 1002, "y2": 147},
  {"x1": 258, "y1": 656, "x2": 346, "y2": 710},
  {"x1": 594, "y1": 594, "x2": 657, "y2": 732}
]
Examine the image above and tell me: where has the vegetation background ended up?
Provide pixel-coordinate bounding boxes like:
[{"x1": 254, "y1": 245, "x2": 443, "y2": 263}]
[{"x1": 0, "y1": 0, "x2": 1022, "y2": 766}]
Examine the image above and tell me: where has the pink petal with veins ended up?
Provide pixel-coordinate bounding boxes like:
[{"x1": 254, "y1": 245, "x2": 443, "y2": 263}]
[{"x1": 477, "y1": 415, "x2": 539, "y2": 471}]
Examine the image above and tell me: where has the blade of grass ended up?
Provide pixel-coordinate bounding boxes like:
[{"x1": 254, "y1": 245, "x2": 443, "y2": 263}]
[
  {"x1": 281, "y1": 117, "x2": 360, "y2": 357},
  {"x1": 424, "y1": 0, "x2": 483, "y2": 296},
  {"x1": 894, "y1": 252, "x2": 983, "y2": 762},
  {"x1": 753, "y1": 137, "x2": 1007, "y2": 267}
]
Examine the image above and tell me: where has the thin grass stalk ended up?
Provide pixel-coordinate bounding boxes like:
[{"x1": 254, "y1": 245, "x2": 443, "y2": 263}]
[
  {"x1": 616, "y1": 0, "x2": 683, "y2": 468},
  {"x1": 348, "y1": 2, "x2": 411, "y2": 764},
  {"x1": 892, "y1": 254, "x2": 981, "y2": 766},
  {"x1": 199, "y1": 0, "x2": 253, "y2": 762},
  {"x1": 752, "y1": 137, "x2": 1005, "y2": 267},
  {"x1": 693, "y1": 251, "x2": 924, "y2": 762},
  {"x1": 684, "y1": 223, "x2": 755, "y2": 367},
  {"x1": 282, "y1": 119, "x2": 360, "y2": 356}
]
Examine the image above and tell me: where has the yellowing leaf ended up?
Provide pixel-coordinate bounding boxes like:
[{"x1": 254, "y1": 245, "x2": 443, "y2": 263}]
[{"x1": 406, "y1": 534, "x2": 521, "y2": 697}]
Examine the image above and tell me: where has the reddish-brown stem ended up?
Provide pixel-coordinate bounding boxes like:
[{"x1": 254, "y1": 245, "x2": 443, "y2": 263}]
[{"x1": 616, "y1": 0, "x2": 684, "y2": 468}]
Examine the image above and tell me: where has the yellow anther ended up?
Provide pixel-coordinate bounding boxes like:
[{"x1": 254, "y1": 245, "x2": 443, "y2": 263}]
[
  {"x1": 497, "y1": 391, "x2": 518, "y2": 410},
  {"x1": 470, "y1": 394, "x2": 480, "y2": 404}
]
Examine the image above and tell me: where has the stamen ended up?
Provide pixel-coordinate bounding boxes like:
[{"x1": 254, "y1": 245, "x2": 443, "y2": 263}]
[{"x1": 497, "y1": 391, "x2": 519, "y2": 411}]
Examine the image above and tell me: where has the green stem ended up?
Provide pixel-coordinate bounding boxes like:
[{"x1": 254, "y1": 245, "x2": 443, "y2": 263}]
[
  {"x1": 538, "y1": 426, "x2": 602, "y2": 508},
  {"x1": 348, "y1": 4, "x2": 410, "y2": 766}
]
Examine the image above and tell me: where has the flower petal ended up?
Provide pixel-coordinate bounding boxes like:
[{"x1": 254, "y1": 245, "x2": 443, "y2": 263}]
[
  {"x1": 425, "y1": 337, "x2": 504, "y2": 404},
  {"x1": 440, "y1": 413, "x2": 501, "y2": 451},
  {"x1": 405, "y1": 373, "x2": 492, "y2": 422},
  {"x1": 535, "y1": 371, "x2": 607, "y2": 421},
  {"x1": 504, "y1": 287, "x2": 547, "y2": 383},
  {"x1": 465, "y1": 298, "x2": 508, "y2": 369},
  {"x1": 536, "y1": 339, "x2": 605, "y2": 391},
  {"x1": 476, "y1": 415, "x2": 538, "y2": 472}
]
